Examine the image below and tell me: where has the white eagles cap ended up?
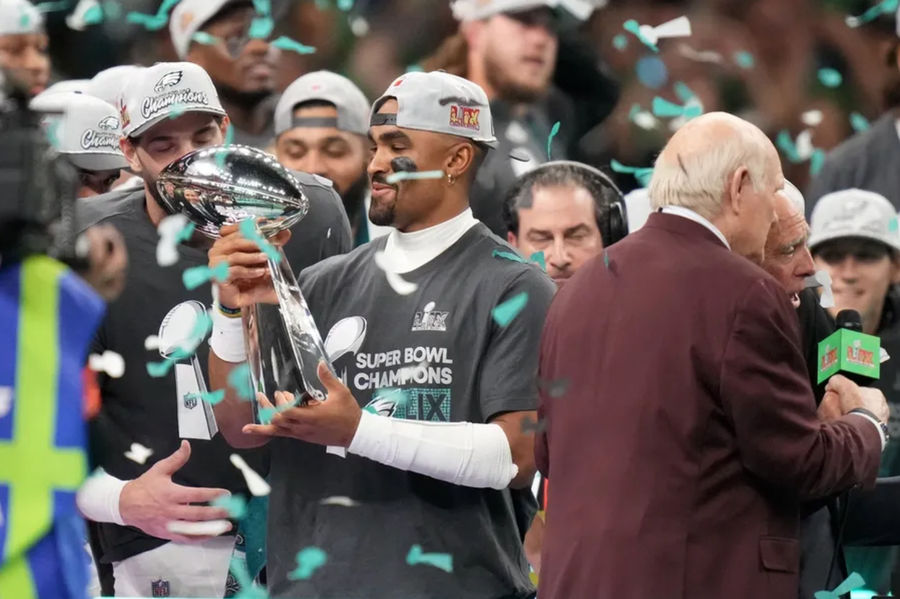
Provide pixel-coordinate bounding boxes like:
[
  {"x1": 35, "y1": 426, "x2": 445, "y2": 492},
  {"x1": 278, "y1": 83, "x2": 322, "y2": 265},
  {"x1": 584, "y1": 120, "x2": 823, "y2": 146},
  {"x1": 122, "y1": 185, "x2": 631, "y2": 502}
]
[
  {"x1": 809, "y1": 188, "x2": 900, "y2": 253},
  {"x1": 0, "y1": 0, "x2": 43, "y2": 35},
  {"x1": 371, "y1": 71, "x2": 497, "y2": 147},
  {"x1": 275, "y1": 70, "x2": 370, "y2": 137},
  {"x1": 169, "y1": 0, "x2": 240, "y2": 59},
  {"x1": 48, "y1": 92, "x2": 129, "y2": 171},
  {"x1": 28, "y1": 79, "x2": 89, "y2": 112},
  {"x1": 120, "y1": 62, "x2": 226, "y2": 138},
  {"x1": 449, "y1": 0, "x2": 601, "y2": 22},
  {"x1": 87, "y1": 65, "x2": 145, "y2": 108}
]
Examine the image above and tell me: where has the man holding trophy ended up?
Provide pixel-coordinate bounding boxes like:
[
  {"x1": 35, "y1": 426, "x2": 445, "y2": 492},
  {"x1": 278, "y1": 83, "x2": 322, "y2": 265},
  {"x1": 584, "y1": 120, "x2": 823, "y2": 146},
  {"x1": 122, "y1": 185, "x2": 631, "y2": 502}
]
[
  {"x1": 75, "y1": 62, "x2": 352, "y2": 597},
  {"x1": 207, "y1": 71, "x2": 555, "y2": 598}
]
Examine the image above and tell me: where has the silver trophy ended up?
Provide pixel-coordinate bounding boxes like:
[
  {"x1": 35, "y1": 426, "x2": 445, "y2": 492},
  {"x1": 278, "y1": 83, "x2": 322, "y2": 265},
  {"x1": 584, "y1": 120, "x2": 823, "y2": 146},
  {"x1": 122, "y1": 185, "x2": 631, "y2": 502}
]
[{"x1": 155, "y1": 145, "x2": 336, "y2": 419}]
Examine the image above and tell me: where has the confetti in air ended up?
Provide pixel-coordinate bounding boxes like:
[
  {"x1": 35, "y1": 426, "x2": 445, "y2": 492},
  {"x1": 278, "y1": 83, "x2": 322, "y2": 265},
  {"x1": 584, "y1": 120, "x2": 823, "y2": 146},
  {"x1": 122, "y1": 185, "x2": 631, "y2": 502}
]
[
  {"x1": 271, "y1": 36, "x2": 317, "y2": 55},
  {"x1": 230, "y1": 453, "x2": 271, "y2": 496},
  {"x1": 636, "y1": 56, "x2": 669, "y2": 89},
  {"x1": 845, "y1": 0, "x2": 897, "y2": 28},
  {"x1": 622, "y1": 19, "x2": 658, "y2": 52},
  {"x1": 212, "y1": 494, "x2": 247, "y2": 519},
  {"x1": 288, "y1": 547, "x2": 328, "y2": 580},
  {"x1": 239, "y1": 219, "x2": 282, "y2": 264},
  {"x1": 320, "y1": 495, "x2": 361, "y2": 507},
  {"x1": 612, "y1": 34, "x2": 628, "y2": 50},
  {"x1": 547, "y1": 121, "x2": 560, "y2": 159},
  {"x1": 801, "y1": 110, "x2": 824, "y2": 127},
  {"x1": 638, "y1": 15, "x2": 692, "y2": 46},
  {"x1": 227, "y1": 555, "x2": 268, "y2": 599},
  {"x1": 491, "y1": 292, "x2": 529, "y2": 327},
  {"x1": 384, "y1": 170, "x2": 444, "y2": 184},
  {"x1": 809, "y1": 148, "x2": 826, "y2": 176},
  {"x1": 610, "y1": 159, "x2": 654, "y2": 187},
  {"x1": 406, "y1": 544, "x2": 453, "y2": 573},
  {"x1": 228, "y1": 363, "x2": 255, "y2": 400},
  {"x1": 88, "y1": 350, "x2": 126, "y2": 378},
  {"x1": 123, "y1": 442, "x2": 153, "y2": 464},
  {"x1": 733, "y1": 51, "x2": 755, "y2": 69},
  {"x1": 182, "y1": 261, "x2": 229, "y2": 290},
  {"x1": 529, "y1": 251, "x2": 546, "y2": 272},
  {"x1": 628, "y1": 104, "x2": 659, "y2": 130},
  {"x1": 492, "y1": 249, "x2": 527, "y2": 264},
  {"x1": 202, "y1": 389, "x2": 226, "y2": 405},
  {"x1": 678, "y1": 44, "x2": 723, "y2": 65},
  {"x1": 850, "y1": 112, "x2": 870, "y2": 132},
  {"x1": 817, "y1": 68, "x2": 843, "y2": 88},
  {"x1": 373, "y1": 250, "x2": 418, "y2": 295},
  {"x1": 125, "y1": 0, "x2": 180, "y2": 30},
  {"x1": 66, "y1": 0, "x2": 103, "y2": 30},
  {"x1": 192, "y1": 31, "x2": 219, "y2": 45},
  {"x1": 814, "y1": 571, "x2": 865, "y2": 599},
  {"x1": 651, "y1": 96, "x2": 702, "y2": 120},
  {"x1": 156, "y1": 213, "x2": 194, "y2": 266}
]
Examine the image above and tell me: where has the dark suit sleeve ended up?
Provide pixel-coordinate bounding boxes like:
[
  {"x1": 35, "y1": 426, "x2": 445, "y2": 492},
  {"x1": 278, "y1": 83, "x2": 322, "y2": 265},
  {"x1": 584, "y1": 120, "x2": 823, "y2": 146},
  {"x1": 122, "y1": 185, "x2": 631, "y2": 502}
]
[
  {"x1": 719, "y1": 277, "x2": 881, "y2": 500},
  {"x1": 843, "y1": 476, "x2": 900, "y2": 546}
]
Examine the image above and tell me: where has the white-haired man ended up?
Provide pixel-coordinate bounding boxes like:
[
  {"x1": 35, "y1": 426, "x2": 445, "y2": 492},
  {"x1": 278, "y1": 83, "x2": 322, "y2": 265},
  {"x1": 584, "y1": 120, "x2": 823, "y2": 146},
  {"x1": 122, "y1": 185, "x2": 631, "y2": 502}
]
[{"x1": 536, "y1": 112, "x2": 889, "y2": 598}]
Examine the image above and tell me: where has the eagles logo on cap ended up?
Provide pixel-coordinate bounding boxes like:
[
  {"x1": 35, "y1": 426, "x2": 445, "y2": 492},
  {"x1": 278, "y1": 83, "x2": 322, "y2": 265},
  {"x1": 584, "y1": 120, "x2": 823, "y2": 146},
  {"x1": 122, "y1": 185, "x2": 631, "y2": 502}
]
[
  {"x1": 154, "y1": 71, "x2": 184, "y2": 93},
  {"x1": 97, "y1": 116, "x2": 120, "y2": 131}
]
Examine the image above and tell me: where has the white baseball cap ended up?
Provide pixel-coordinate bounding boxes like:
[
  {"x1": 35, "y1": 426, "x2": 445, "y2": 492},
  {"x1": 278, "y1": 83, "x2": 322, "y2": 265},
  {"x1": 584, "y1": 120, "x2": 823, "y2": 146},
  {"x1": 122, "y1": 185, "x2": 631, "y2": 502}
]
[
  {"x1": 44, "y1": 92, "x2": 129, "y2": 171},
  {"x1": 169, "y1": 0, "x2": 243, "y2": 59},
  {"x1": 450, "y1": 0, "x2": 600, "y2": 22},
  {"x1": 371, "y1": 71, "x2": 498, "y2": 147},
  {"x1": 28, "y1": 79, "x2": 89, "y2": 112},
  {"x1": 275, "y1": 70, "x2": 370, "y2": 137},
  {"x1": 0, "y1": 0, "x2": 43, "y2": 35},
  {"x1": 119, "y1": 62, "x2": 226, "y2": 138},
  {"x1": 809, "y1": 189, "x2": 900, "y2": 252},
  {"x1": 87, "y1": 65, "x2": 145, "y2": 108}
]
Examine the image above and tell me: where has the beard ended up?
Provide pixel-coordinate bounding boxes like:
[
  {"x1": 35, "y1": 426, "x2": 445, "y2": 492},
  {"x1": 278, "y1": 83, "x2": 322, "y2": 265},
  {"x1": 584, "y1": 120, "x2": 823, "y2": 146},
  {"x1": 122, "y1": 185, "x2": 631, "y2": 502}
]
[
  {"x1": 483, "y1": 51, "x2": 550, "y2": 105},
  {"x1": 369, "y1": 196, "x2": 396, "y2": 227}
]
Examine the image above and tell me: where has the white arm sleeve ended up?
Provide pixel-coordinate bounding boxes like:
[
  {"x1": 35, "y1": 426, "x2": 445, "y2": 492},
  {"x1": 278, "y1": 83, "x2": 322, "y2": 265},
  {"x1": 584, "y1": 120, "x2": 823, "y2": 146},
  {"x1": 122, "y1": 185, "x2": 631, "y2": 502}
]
[
  {"x1": 209, "y1": 305, "x2": 247, "y2": 363},
  {"x1": 76, "y1": 469, "x2": 127, "y2": 525},
  {"x1": 347, "y1": 410, "x2": 518, "y2": 489}
]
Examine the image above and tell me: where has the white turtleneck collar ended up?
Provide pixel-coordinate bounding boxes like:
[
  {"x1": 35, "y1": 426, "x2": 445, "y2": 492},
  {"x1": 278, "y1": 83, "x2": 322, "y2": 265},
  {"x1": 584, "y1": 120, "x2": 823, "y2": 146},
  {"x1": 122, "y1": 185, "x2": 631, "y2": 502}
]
[{"x1": 382, "y1": 208, "x2": 479, "y2": 274}]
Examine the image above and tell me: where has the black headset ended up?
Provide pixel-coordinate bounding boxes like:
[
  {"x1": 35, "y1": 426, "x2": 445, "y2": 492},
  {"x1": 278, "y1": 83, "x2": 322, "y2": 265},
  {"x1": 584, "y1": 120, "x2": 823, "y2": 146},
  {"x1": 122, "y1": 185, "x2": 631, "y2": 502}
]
[{"x1": 502, "y1": 160, "x2": 629, "y2": 246}]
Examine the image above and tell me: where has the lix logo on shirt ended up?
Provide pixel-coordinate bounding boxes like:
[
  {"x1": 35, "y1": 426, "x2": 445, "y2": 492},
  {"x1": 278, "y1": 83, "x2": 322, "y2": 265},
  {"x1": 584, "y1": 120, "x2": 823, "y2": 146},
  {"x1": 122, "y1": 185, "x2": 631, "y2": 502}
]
[{"x1": 411, "y1": 301, "x2": 449, "y2": 332}]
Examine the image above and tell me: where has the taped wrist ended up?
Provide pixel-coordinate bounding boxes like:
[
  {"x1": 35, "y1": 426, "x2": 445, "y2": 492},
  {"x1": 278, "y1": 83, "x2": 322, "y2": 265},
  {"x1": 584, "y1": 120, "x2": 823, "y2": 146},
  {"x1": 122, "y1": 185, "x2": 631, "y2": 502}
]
[
  {"x1": 348, "y1": 410, "x2": 518, "y2": 489},
  {"x1": 76, "y1": 469, "x2": 127, "y2": 525},
  {"x1": 210, "y1": 304, "x2": 247, "y2": 363}
]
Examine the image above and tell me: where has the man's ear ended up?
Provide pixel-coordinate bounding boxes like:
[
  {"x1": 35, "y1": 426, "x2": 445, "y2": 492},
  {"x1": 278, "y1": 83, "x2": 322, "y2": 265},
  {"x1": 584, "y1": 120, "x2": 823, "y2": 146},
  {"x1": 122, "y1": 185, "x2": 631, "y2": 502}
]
[
  {"x1": 507, "y1": 231, "x2": 518, "y2": 247},
  {"x1": 460, "y1": 20, "x2": 485, "y2": 52},
  {"x1": 219, "y1": 115, "x2": 231, "y2": 140},
  {"x1": 445, "y1": 142, "x2": 475, "y2": 181},
  {"x1": 890, "y1": 252, "x2": 900, "y2": 285},
  {"x1": 726, "y1": 166, "x2": 751, "y2": 216},
  {"x1": 120, "y1": 137, "x2": 142, "y2": 174}
]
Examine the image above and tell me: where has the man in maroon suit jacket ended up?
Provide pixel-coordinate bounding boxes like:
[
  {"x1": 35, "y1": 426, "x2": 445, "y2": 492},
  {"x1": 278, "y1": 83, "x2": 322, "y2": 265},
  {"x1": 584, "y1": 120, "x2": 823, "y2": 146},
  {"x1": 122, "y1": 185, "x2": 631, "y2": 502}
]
[{"x1": 535, "y1": 112, "x2": 889, "y2": 599}]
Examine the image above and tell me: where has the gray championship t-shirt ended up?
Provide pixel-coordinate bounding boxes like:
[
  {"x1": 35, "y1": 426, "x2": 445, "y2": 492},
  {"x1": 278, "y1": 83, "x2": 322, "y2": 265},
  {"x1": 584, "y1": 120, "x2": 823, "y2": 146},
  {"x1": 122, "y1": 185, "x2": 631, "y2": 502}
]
[{"x1": 267, "y1": 223, "x2": 556, "y2": 599}]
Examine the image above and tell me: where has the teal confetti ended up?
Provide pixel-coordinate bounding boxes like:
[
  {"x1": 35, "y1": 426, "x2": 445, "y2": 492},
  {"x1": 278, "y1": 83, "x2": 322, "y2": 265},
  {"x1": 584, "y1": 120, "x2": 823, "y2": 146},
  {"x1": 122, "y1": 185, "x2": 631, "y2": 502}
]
[
  {"x1": 238, "y1": 219, "x2": 282, "y2": 264},
  {"x1": 491, "y1": 292, "x2": 529, "y2": 327},
  {"x1": 125, "y1": 0, "x2": 182, "y2": 31},
  {"x1": 337, "y1": 0, "x2": 354, "y2": 10},
  {"x1": 252, "y1": 0, "x2": 272, "y2": 15},
  {"x1": 529, "y1": 251, "x2": 546, "y2": 272},
  {"x1": 19, "y1": 8, "x2": 30, "y2": 28},
  {"x1": 809, "y1": 148, "x2": 825, "y2": 176},
  {"x1": 82, "y1": 4, "x2": 104, "y2": 25},
  {"x1": 850, "y1": 112, "x2": 870, "y2": 133},
  {"x1": 622, "y1": 19, "x2": 658, "y2": 52},
  {"x1": 547, "y1": 121, "x2": 560, "y2": 159},
  {"x1": 35, "y1": 1, "x2": 70, "y2": 12},
  {"x1": 288, "y1": 547, "x2": 328, "y2": 580},
  {"x1": 385, "y1": 170, "x2": 444, "y2": 184},
  {"x1": 612, "y1": 34, "x2": 628, "y2": 51},
  {"x1": 228, "y1": 556, "x2": 267, "y2": 599},
  {"x1": 167, "y1": 102, "x2": 188, "y2": 119},
  {"x1": 734, "y1": 51, "x2": 754, "y2": 69},
  {"x1": 146, "y1": 359, "x2": 175, "y2": 378},
  {"x1": 651, "y1": 96, "x2": 702, "y2": 120},
  {"x1": 818, "y1": 68, "x2": 843, "y2": 88},
  {"x1": 212, "y1": 494, "x2": 247, "y2": 519},
  {"x1": 46, "y1": 119, "x2": 61, "y2": 148},
  {"x1": 202, "y1": 389, "x2": 226, "y2": 405},
  {"x1": 102, "y1": 0, "x2": 122, "y2": 20},
  {"x1": 406, "y1": 544, "x2": 453, "y2": 573},
  {"x1": 610, "y1": 159, "x2": 654, "y2": 187},
  {"x1": 271, "y1": 35, "x2": 317, "y2": 54},
  {"x1": 845, "y1": 0, "x2": 898, "y2": 27},
  {"x1": 228, "y1": 363, "x2": 254, "y2": 401},
  {"x1": 192, "y1": 31, "x2": 220, "y2": 45},
  {"x1": 491, "y1": 249, "x2": 527, "y2": 264},
  {"x1": 775, "y1": 130, "x2": 801, "y2": 163},
  {"x1": 175, "y1": 221, "x2": 195, "y2": 244},
  {"x1": 248, "y1": 16, "x2": 274, "y2": 39},
  {"x1": 673, "y1": 81, "x2": 695, "y2": 103},
  {"x1": 603, "y1": 251, "x2": 610, "y2": 269},
  {"x1": 405, "y1": 64, "x2": 424, "y2": 73},
  {"x1": 182, "y1": 261, "x2": 229, "y2": 290},
  {"x1": 813, "y1": 571, "x2": 865, "y2": 599},
  {"x1": 890, "y1": 216, "x2": 899, "y2": 233}
]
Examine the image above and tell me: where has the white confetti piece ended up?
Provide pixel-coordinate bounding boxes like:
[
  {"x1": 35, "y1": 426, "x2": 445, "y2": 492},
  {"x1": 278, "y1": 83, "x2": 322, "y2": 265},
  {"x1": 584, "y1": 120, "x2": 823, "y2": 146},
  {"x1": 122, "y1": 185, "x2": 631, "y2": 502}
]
[
  {"x1": 677, "y1": 44, "x2": 723, "y2": 64},
  {"x1": 632, "y1": 110, "x2": 659, "y2": 130},
  {"x1": 156, "y1": 214, "x2": 190, "y2": 267},
  {"x1": 881, "y1": 347, "x2": 891, "y2": 364},
  {"x1": 319, "y1": 495, "x2": 361, "y2": 507},
  {"x1": 0, "y1": 386, "x2": 12, "y2": 418},
  {"x1": 801, "y1": 110, "x2": 824, "y2": 127},
  {"x1": 89, "y1": 350, "x2": 125, "y2": 378},
  {"x1": 810, "y1": 270, "x2": 835, "y2": 308},
  {"x1": 349, "y1": 15, "x2": 369, "y2": 36},
  {"x1": 66, "y1": 0, "x2": 100, "y2": 30},
  {"x1": 230, "y1": 453, "x2": 271, "y2": 496},
  {"x1": 398, "y1": 361, "x2": 429, "y2": 381},
  {"x1": 373, "y1": 251, "x2": 418, "y2": 295},
  {"x1": 144, "y1": 335, "x2": 160, "y2": 351},
  {"x1": 638, "y1": 15, "x2": 691, "y2": 46},
  {"x1": 123, "y1": 442, "x2": 153, "y2": 464},
  {"x1": 166, "y1": 519, "x2": 232, "y2": 536},
  {"x1": 795, "y1": 129, "x2": 814, "y2": 161}
]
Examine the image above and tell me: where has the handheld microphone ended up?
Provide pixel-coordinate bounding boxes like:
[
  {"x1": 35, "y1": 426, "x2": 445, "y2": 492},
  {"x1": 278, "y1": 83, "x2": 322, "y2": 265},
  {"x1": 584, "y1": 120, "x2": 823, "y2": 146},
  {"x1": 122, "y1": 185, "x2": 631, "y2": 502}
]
[{"x1": 817, "y1": 309, "x2": 881, "y2": 385}]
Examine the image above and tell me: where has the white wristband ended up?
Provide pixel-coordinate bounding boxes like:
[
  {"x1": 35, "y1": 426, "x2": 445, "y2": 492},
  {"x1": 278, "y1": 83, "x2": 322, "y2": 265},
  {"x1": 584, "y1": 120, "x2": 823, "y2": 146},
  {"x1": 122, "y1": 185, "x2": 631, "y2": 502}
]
[
  {"x1": 348, "y1": 410, "x2": 518, "y2": 489},
  {"x1": 210, "y1": 306, "x2": 247, "y2": 363},
  {"x1": 76, "y1": 469, "x2": 127, "y2": 525}
]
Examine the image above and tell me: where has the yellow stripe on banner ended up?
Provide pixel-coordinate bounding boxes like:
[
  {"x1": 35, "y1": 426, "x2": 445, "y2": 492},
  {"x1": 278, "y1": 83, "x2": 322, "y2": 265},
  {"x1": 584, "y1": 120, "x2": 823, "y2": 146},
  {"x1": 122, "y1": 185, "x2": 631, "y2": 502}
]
[{"x1": 0, "y1": 553, "x2": 38, "y2": 599}]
